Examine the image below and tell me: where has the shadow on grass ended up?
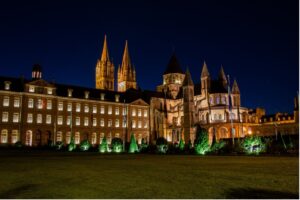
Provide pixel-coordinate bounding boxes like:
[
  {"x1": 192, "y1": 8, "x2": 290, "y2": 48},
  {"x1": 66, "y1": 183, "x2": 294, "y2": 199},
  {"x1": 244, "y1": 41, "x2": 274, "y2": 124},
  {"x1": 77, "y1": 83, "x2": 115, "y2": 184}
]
[
  {"x1": 225, "y1": 188, "x2": 299, "y2": 199},
  {"x1": 0, "y1": 184, "x2": 39, "y2": 198}
]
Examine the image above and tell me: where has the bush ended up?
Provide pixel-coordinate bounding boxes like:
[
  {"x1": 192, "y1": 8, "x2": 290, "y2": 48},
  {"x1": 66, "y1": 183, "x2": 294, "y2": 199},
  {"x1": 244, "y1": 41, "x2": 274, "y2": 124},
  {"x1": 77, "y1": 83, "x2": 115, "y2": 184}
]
[
  {"x1": 194, "y1": 127, "x2": 210, "y2": 155},
  {"x1": 55, "y1": 141, "x2": 64, "y2": 150},
  {"x1": 112, "y1": 138, "x2": 123, "y2": 153},
  {"x1": 99, "y1": 136, "x2": 109, "y2": 153},
  {"x1": 14, "y1": 141, "x2": 22, "y2": 148},
  {"x1": 129, "y1": 133, "x2": 139, "y2": 153},
  {"x1": 80, "y1": 140, "x2": 91, "y2": 151},
  {"x1": 68, "y1": 137, "x2": 76, "y2": 152},
  {"x1": 156, "y1": 137, "x2": 168, "y2": 154},
  {"x1": 241, "y1": 136, "x2": 266, "y2": 155}
]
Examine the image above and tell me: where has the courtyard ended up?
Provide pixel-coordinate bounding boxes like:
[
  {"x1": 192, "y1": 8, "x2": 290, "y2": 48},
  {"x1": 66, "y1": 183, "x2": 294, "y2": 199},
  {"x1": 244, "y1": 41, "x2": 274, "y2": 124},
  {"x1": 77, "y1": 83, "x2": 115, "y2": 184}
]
[{"x1": 0, "y1": 150, "x2": 298, "y2": 199}]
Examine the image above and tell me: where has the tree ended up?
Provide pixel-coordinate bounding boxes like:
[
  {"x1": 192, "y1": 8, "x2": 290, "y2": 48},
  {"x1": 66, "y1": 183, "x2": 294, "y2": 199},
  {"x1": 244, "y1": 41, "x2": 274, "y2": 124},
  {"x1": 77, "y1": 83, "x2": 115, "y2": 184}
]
[
  {"x1": 112, "y1": 137, "x2": 123, "y2": 153},
  {"x1": 178, "y1": 138, "x2": 185, "y2": 151},
  {"x1": 99, "y1": 136, "x2": 109, "y2": 153},
  {"x1": 68, "y1": 136, "x2": 76, "y2": 152},
  {"x1": 129, "y1": 133, "x2": 139, "y2": 153},
  {"x1": 194, "y1": 127, "x2": 210, "y2": 155},
  {"x1": 241, "y1": 136, "x2": 266, "y2": 155}
]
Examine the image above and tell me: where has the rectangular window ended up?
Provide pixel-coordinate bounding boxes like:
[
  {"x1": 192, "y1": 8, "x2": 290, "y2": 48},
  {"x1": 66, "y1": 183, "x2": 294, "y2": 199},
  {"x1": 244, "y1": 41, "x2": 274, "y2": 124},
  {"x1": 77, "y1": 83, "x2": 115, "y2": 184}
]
[
  {"x1": 14, "y1": 97, "x2": 20, "y2": 108},
  {"x1": 100, "y1": 118, "x2": 104, "y2": 127},
  {"x1": 115, "y1": 107, "x2": 119, "y2": 115},
  {"x1": 67, "y1": 116, "x2": 71, "y2": 126},
  {"x1": 108, "y1": 106, "x2": 112, "y2": 115},
  {"x1": 3, "y1": 96, "x2": 9, "y2": 107},
  {"x1": 144, "y1": 121, "x2": 148, "y2": 128},
  {"x1": 47, "y1": 100, "x2": 52, "y2": 110},
  {"x1": 11, "y1": 130, "x2": 19, "y2": 144},
  {"x1": 122, "y1": 119, "x2": 127, "y2": 128},
  {"x1": 92, "y1": 105, "x2": 97, "y2": 113},
  {"x1": 144, "y1": 110, "x2": 148, "y2": 117},
  {"x1": 13, "y1": 113, "x2": 19, "y2": 123},
  {"x1": 67, "y1": 103, "x2": 72, "y2": 112},
  {"x1": 84, "y1": 117, "x2": 89, "y2": 126},
  {"x1": 93, "y1": 118, "x2": 97, "y2": 126},
  {"x1": 47, "y1": 88, "x2": 53, "y2": 95},
  {"x1": 2, "y1": 112, "x2": 8, "y2": 122},
  {"x1": 122, "y1": 107, "x2": 127, "y2": 116},
  {"x1": 100, "y1": 106, "x2": 105, "y2": 114},
  {"x1": 138, "y1": 120, "x2": 142, "y2": 128},
  {"x1": 132, "y1": 120, "x2": 136, "y2": 128},
  {"x1": 29, "y1": 86, "x2": 35, "y2": 92},
  {"x1": 76, "y1": 103, "x2": 81, "y2": 112},
  {"x1": 76, "y1": 117, "x2": 80, "y2": 126},
  {"x1": 138, "y1": 109, "x2": 142, "y2": 117},
  {"x1": 108, "y1": 119, "x2": 112, "y2": 127},
  {"x1": 37, "y1": 114, "x2": 42, "y2": 124},
  {"x1": 37, "y1": 99, "x2": 43, "y2": 109},
  {"x1": 115, "y1": 119, "x2": 119, "y2": 127},
  {"x1": 27, "y1": 113, "x2": 33, "y2": 123},
  {"x1": 58, "y1": 102, "x2": 63, "y2": 111},
  {"x1": 28, "y1": 98, "x2": 34, "y2": 108},
  {"x1": 46, "y1": 115, "x2": 51, "y2": 124},
  {"x1": 132, "y1": 109, "x2": 136, "y2": 116},
  {"x1": 57, "y1": 116, "x2": 63, "y2": 125},
  {"x1": 84, "y1": 105, "x2": 89, "y2": 113}
]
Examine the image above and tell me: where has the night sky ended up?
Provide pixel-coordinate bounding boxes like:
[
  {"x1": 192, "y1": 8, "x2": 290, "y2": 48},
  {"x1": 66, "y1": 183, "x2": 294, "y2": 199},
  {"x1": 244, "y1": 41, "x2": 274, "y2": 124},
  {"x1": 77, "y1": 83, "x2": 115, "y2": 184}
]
[{"x1": 0, "y1": 0, "x2": 298, "y2": 114}]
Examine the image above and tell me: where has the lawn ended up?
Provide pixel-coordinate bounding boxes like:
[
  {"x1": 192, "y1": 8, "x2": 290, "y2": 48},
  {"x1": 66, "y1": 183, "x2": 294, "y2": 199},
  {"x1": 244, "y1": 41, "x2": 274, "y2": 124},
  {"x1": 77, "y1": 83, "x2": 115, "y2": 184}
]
[{"x1": 0, "y1": 150, "x2": 298, "y2": 199}]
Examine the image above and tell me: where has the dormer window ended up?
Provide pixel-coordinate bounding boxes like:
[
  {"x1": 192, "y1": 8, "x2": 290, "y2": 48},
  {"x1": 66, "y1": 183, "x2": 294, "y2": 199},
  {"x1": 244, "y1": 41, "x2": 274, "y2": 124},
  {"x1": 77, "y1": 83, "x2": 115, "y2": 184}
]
[
  {"x1": 68, "y1": 89, "x2": 73, "y2": 97},
  {"x1": 47, "y1": 88, "x2": 53, "y2": 95},
  {"x1": 85, "y1": 91, "x2": 89, "y2": 99},
  {"x1": 4, "y1": 81, "x2": 11, "y2": 90},
  {"x1": 115, "y1": 94, "x2": 120, "y2": 102},
  {"x1": 29, "y1": 86, "x2": 35, "y2": 93},
  {"x1": 101, "y1": 93, "x2": 105, "y2": 101}
]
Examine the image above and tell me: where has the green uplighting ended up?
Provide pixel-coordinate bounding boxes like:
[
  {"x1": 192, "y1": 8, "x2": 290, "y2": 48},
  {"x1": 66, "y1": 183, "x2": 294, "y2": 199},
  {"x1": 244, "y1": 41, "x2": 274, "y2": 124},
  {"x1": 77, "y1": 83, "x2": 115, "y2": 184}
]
[
  {"x1": 112, "y1": 138, "x2": 123, "y2": 153},
  {"x1": 242, "y1": 136, "x2": 266, "y2": 155},
  {"x1": 99, "y1": 136, "x2": 109, "y2": 153},
  {"x1": 129, "y1": 133, "x2": 139, "y2": 153},
  {"x1": 179, "y1": 138, "x2": 185, "y2": 151},
  {"x1": 68, "y1": 137, "x2": 76, "y2": 152},
  {"x1": 80, "y1": 140, "x2": 91, "y2": 151},
  {"x1": 194, "y1": 127, "x2": 210, "y2": 155},
  {"x1": 156, "y1": 137, "x2": 168, "y2": 154}
]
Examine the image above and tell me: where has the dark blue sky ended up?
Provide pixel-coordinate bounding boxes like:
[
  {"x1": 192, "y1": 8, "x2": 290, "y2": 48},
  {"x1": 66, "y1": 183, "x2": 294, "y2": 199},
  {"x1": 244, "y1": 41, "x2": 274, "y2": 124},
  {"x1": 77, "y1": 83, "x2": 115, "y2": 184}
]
[{"x1": 0, "y1": 0, "x2": 298, "y2": 114}]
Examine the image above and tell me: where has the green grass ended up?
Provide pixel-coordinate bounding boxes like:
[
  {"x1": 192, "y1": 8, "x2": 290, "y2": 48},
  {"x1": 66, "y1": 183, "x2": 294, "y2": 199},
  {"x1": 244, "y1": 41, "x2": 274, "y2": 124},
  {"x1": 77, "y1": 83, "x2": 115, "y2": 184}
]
[{"x1": 0, "y1": 150, "x2": 298, "y2": 199}]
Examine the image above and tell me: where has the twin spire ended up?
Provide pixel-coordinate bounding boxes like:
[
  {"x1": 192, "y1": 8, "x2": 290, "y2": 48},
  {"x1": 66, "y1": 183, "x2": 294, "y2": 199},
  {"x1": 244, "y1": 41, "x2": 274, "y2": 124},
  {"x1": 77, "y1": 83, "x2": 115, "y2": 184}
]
[{"x1": 96, "y1": 35, "x2": 137, "y2": 92}]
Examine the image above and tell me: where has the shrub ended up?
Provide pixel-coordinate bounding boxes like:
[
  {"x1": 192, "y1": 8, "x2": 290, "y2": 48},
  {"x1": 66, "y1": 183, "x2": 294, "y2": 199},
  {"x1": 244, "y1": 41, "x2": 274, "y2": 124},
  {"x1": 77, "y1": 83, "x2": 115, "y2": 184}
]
[
  {"x1": 241, "y1": 136, "x2": 266, "y2": 155},
  {"x1": 55, "y1": 141, "x2": 64, "y2": 150},
  {"x1": 194, "y1": 127, "x2": 210, "y2": 155},
  {"x1": 129, "y1": 133, "x2": 139, "y2": 153},
  {"x1": 156, "y1": 137, "x2": 168, "y2": 154},
  {"x1": 68, "y1": 137, "x2": 76, "y2": 152},
  {"x1": 178, "y1": 138, "x2": 185, "y2": 151},
  {"x1": 99, "y1": 136, "x2": 109, "y2": 153},
  {"x1": 112, "y1": 138, "x2": 123, "y2": 153},
  {"x1": 80, "y1": 139, "x2": 91, "y2": 151}
]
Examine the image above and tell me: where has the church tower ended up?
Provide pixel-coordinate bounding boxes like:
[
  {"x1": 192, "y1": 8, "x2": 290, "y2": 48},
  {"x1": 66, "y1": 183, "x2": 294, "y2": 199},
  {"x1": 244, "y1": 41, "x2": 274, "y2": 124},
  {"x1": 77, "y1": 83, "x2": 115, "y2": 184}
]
[
  {"x1": 117, "y1": 40, "x2": 137, "y2": 92},
  {"x1": 95, "y1": 35, "x2": 115, "y2": 91},
  {"x1": 183, "y1": 68, "x2": 195, "y2": 144},
  {"x1": 201, "y1": 61, "x2": 211, "y2": 95}
]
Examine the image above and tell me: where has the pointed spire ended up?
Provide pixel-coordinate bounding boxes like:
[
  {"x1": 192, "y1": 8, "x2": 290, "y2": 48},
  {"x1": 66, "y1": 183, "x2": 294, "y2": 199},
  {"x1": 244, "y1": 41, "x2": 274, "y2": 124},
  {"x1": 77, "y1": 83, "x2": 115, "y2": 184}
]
[
  {"x1": 201, "y1": 61, "x2": 210, "y2": 78},
  {"x1": 100, "y1": 35, "x2": 110, "y2": 62},
  {"x1": 232, "y1": 79, "x2": 240, "y2": 94},
  {"x1": 164, "y1": 53, "x2": 184, "y2": 75},
  {"x1": 218, "y1": 65, "x2": 227, "y2": 87},
  {"x1": 121, "y1": 40, "x2": 131, "y2": 68},
  {"x1": 183, "y1": 68, "x2": 194, "y2": 86}
]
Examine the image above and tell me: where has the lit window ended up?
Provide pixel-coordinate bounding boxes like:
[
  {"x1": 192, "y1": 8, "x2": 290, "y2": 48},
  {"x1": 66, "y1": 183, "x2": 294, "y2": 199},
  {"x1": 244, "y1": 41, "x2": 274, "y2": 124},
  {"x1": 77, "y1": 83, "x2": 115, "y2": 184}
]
[
  {"x1": 138, "y1": 120, "x2": 142, "y2": 128},
  {"x1": 100, "y1": 132, "x2": 105, "y2": 143},
  {"x1": 29, "y1": 86, "x2": 35, "y2": 92},
  {"x1": 13, "y1": 113, "x2": 19, "y2": 123},
  {"x1": 93, "y1": 118, "x2": 97, "y2": 126},
  {"x1": 108, "y1": 119, "x2": 112, "y2": 127},
  {"x1": 115, "y1": 107, "x2": 119, "y2": 115},
  {"x1": 3, "y1": 96, "x2": 9, "y2": 107},
  {"x1": 122, "y1": 107, "x2": 127, "y2": 116},
  {"x1": 27, "y1": 113, "x2": 33, "y2": 123},
  {"x1": 100, "y1": 93, "x2": 105, "y2": 100},
  {"x1": 68, "y1": 89, "x2": 73, "y2": 97},
  {"x1": 57, "y1": 116, "x2": 63, "y2": 125},
  {"x1": 138, "y1": 109, "x2": 142, "y2": 117},
  {"x1": 92, "y1": 105, "x2": 97, "y2": 113},
  {"x1": 76, "y1": 103, "x2": 81, "y2": 112},
  {"x1": 85, "y1": 91, "x2": 89, "y2": 99},
  {"x1": 47, "y1": 88, "x2": 53, "y2": 95},
  {"x1": 4, "y1": 81, "x2": 11, "y2": 90},
  {"x1": 66, "y1": 116, "x2": 71, "y2": 126},
  {"x1": 100, "y1": 118, "x2": 104, "y2": 127},
  {"x1": 91, "y1": 132, "x2": 97, "y2": 144},
  {"x1": 84, "y1": 117, "x2": 89, "y2": 126},
  {"x1": 108, "y1": 106, "x2": 112, "y2": 115},
  {"x1": 115, "y1": 133, "x2": 120, "y2": 138},
  {"x1": 144, "y1": 121, "x2": 148, "y2": 128},
  {"x1": 84, "y1": 105, "x2": 89, "y2": 113},
  {"x1": 47, "y1": 100, "x2": 52, "y2": 110},
  {"x1": 75, "y1": 132, "x2": 80, "y2": 144},
  {"x1": 144, "y1": 110, "x2": 148, "y2": 117},
  {"x1": 76, "y1": 117, "x2": 80, "y2": 126},
  {"x1": 1, "y1": 129, "x2": 8, "y2": 143},
  {"x1": 11, "y1": 130, "x2": 19, "y2": 144},
  {"x1": 58, "y1": 102, "x2": 63, "y2": 111},
  {"x1": 14, "y1": 98, "x2": 20, "y2": 107},
  {"x1": 37, "y1": 114, "x2": 42, "y2": 124},
  {"x1": 115, "y1": 94, "x2": 120, "y2": 102},
  {"x1": 132, "y1": 109, "x2": 136, "y2": 116},
  {"x1": 28, "y1": 98, "x2": 34, "y2": 108},
  {"x1": 115, "y1": 119, "x2": 119, "y2": 127},
  {"x1": 46, "y1": 115, "x2": 52, "y2": 124},
  {"x1": 122, "y1": 119, "x2": 127, "y2": 128},
  {"x1": 132, "y1": 120, "x2": 136, "y2": 128},
  {"x1": 2, "y1": 112, "x2": 8, "y2": 122},
  {"x1": 66, "y1": 132, "x2": 71, "y2": 144},
  {"x1": 67, "y1": 103, "x2": 72, "y2": 112},
  {"x1": 56, "y1": 132, "x2": 62, "y2": 142},
  {"x1": 37, "y1": 99, "x2": 43, "y2": 109},
  {"x1": 100, "y1": 106, "x2": 105, "y2": 114}
]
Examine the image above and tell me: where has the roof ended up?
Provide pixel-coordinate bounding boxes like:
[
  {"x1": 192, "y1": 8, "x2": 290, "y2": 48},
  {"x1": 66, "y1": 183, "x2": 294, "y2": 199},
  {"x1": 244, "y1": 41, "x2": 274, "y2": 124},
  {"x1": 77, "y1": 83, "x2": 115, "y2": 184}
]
[
  {"x1": 163, "y1": 53, "x2": 184, "y2": 75},
  {"x1": 210, "y1": 80, "x2": 227, "y2": 93},
  {"x1": 182, "y1": 69, "x2": 194, "y2": 86}
]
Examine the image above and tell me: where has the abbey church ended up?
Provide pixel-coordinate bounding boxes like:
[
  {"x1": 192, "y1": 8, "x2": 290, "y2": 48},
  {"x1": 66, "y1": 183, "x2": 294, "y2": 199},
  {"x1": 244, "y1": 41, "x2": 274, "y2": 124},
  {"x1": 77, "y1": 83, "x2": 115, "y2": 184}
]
[{"x1": 0, "y1": 35, "x2": 298, "y2": 146}]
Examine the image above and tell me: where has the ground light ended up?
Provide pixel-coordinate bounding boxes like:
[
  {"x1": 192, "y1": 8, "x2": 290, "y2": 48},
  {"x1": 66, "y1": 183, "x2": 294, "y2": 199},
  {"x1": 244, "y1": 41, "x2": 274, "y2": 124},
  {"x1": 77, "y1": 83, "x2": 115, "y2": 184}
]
[
  {"x1": 242, "y1": 136, "x2": 266, "y2": 155},
  {"x1": 99, "y1": 137, "x2": 109, "y2": 153},
  {"x1": 129, "y1": 133, "x2": 138, "y2": 153},
  {"x1": 194, "y1": 127, "x2": 210, "y2": 155}
]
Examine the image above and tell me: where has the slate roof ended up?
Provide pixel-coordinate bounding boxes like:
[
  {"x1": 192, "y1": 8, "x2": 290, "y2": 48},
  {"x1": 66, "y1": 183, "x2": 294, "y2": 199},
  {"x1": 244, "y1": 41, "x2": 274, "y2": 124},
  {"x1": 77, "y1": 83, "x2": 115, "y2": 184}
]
[{"x1": 163, "y1": 53, "x2": 184, "y2": 75}]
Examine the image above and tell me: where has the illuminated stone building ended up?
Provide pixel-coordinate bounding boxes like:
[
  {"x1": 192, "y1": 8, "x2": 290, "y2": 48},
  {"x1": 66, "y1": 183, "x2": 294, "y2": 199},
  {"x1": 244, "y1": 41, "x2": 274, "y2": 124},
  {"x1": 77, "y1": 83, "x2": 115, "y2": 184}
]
[{"x1": 0, "y1": 36, "x2": 298, "y2": 147}]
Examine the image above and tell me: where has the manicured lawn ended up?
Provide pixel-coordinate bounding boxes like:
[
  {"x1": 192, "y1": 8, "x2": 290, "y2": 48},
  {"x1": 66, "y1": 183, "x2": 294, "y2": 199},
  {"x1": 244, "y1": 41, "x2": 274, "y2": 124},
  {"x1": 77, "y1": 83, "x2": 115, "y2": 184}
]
[{"x1": 0, "y1": 150, "x2": 298, "y2": 199}]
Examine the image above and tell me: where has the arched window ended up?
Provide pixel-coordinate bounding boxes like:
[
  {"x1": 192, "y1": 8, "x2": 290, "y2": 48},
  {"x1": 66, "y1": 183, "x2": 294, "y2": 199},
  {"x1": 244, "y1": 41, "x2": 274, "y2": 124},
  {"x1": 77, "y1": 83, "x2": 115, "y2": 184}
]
[
  {"x1": 75, "y1": 132, "x2": 80, "y2": 144},
  {"x1": 1, "y1": 129, "x2": 8, "y2": 143},
  {"x1": 25, "y1": 130, "x2": 32, "y2": 146},
  {"x1": 56, "y1": 131, "x2": 63, "y2": 142},
  {"x1": 100, "y1": 132, "x2": 105, "y2": 144},
  {"x1": 11, "y1": 130, "x2": 19, "y2": 144},
  {"x1": 91, "y1": 132, "x2": 97, "y2": 145},
  {"x1": 65, "y1": 132, "x2": 71, "y2": 144}
]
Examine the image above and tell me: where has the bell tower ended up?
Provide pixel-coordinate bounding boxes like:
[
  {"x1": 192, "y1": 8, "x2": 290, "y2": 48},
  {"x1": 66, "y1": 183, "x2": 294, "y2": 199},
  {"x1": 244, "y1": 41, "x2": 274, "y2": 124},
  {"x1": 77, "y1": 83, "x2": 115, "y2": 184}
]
[{"x1": 95, "y1": 35, "x2": 115, "y2": 91}]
